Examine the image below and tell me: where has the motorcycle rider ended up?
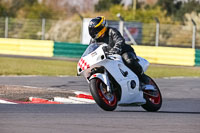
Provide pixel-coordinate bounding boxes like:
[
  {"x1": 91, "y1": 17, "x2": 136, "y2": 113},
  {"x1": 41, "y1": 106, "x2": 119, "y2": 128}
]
[{"x1": 88, "y1": 16, "x2": 149, "y2": 85}]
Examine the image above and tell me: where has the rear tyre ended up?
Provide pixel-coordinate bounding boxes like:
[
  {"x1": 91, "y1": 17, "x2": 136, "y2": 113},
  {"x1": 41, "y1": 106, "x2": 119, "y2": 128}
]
[
  {"x1": 89, "y1": 78, "x2": 117, "y2": 111},
  {"x1": 142, "y1": 76, "x2": 162, "y2": 112}
]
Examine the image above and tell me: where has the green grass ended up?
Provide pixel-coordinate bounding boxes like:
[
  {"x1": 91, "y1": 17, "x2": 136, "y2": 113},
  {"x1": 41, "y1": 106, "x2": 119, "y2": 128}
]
[
  {"x1": 147, "y1": 64, "x2": 200, "y2": 78},
  {"x1": 0, "y1": 56, "x2": 200, "y2": 78},
  {"x1": 0, "y1": 57, "x2": 77, "y2": 76}
]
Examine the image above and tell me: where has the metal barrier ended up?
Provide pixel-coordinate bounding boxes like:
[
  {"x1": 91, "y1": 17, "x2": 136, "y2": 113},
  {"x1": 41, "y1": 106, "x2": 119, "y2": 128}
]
[
  {"x1": 0, "y1": 17, "x2": 199, "y2": 48},
  {"x1": 0, "y1": 17, "x2": 82, "y2": 43},
  {"x1": 113, "y1": 19, "x2": 200, "y2": 48}
]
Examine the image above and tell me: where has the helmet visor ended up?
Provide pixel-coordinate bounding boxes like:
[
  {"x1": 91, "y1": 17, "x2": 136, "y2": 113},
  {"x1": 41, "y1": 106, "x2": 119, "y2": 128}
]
[{"x1": 89, "y1": 25, "x2": 105, "y2": 39}]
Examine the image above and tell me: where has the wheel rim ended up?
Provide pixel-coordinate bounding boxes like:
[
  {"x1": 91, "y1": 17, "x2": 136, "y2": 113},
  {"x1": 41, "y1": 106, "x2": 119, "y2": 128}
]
[
  {"x1": 144, "y1": 79, "x2": 161, "y2": 105},
  {"x1": 96, "y1": 79, "x2": 117, "y2": 106}
]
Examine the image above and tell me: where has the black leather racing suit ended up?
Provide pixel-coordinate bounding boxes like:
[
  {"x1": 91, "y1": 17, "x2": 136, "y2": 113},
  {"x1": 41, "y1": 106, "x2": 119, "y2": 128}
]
[{"x1": 89, "y1": 27, "x2": 148, "y2": 84}]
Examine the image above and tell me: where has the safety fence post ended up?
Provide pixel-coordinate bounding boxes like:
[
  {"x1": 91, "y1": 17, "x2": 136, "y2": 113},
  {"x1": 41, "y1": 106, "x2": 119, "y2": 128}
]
[
  {"x1": 117, "y1": 13, "x2": 124, "y2": 36},
  {"x1": 155, "y1": 17, "x2": 160, "y2": 47},
  {"x1": 119, "y1": 21, "x2": 124, "y2": 36},
  {"x1": 192, "y1": 19, "x2": 196, "y2": 49},
  {"x1": 41, "y1": 18, "x2": 46, "y2": 40},
  {"x1": 5, "y1": 17, "x2": 8, "y2": 38},
  {"x1": 77, "y1": 12, "x2": 83, "y2": 43}
]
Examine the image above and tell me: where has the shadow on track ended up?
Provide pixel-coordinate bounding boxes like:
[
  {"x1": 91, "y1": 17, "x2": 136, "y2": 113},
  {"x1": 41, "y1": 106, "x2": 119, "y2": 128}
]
[
  {"x1": 116, "y1": 110, "x2": 200, "y2": 114},
  {"x1": 158, "y1": 111, "x2": 200, "y2": 114}
]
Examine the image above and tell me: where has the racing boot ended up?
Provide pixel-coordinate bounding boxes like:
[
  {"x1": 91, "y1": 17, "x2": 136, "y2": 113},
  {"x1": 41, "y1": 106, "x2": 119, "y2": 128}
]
[
  {"x1": 128, "y1": 59, "x2": 149, "y2": 84},
  {"x1": 132, "y1": 64, "x2": 155, "y2": 91},
  {"x1": 139, "y1": 73, "x2": 157, "y2": 91}
]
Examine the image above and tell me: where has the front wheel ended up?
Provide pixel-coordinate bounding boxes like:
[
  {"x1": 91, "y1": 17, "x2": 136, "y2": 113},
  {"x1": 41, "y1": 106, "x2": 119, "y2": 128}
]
[
  {"x1": 142, "y1": 76, "x2": 162, "y2": 112},
  {"x1": 89, "y1": 78, "x2": 117, "y2": 111}
]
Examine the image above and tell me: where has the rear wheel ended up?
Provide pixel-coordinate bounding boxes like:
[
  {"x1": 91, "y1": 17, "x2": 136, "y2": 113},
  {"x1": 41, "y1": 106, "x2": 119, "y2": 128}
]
[
  {"x1": 142, "y1": 76, "x2": 162, "y2": 112},
  {"x1": 89, "y1": 78, "x2": 117, "y2": 111}
]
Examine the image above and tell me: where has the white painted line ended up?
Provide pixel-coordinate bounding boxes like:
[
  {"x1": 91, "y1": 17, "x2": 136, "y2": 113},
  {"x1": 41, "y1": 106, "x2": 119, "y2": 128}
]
[
  {"x1": 54, "y1": 97, "x2": 85, "y2": 104},
  {"x1": 74, "y1": 91, "x2": 91, "y2": 95},
  {"x1": 23, "y1": 86, "x2": 42, "y2": 89},
  {"x1": 54, "y1": 97, "x2": 95, "y2": 104},
  {"x1": 163, "y1": 76, "x2": 199, "y2": 79},
  {"x1": 69, "y1": 97, "x2": 95, "y2": 104},
  {"x1": 0, "y1": 99, "x2": 18, "y2": 104},
  {"x1": 0, "y1": 75, "x2": 41, "y2": 77}
]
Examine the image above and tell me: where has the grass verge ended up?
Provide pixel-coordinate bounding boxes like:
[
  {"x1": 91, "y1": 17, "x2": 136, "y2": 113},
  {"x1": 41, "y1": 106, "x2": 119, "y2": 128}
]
[
  {"x1": 147, "y1": 64, "x2": 200, "y2": 78},
  {"x1": 0, "y1": 57, "x2": 77, "y2": 76},
  {"x1": 0, "y1": 56, "x2": 200, "y2": 78}
]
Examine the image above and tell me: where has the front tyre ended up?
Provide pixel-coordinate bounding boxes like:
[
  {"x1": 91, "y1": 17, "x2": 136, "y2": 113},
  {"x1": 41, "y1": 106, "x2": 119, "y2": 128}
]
[
  {"x1": 89, "y1": 78, "x2": 117, "y2": 111},
  {"x1": 142, "y1": 76, "x2": 162, "y2": 112}
]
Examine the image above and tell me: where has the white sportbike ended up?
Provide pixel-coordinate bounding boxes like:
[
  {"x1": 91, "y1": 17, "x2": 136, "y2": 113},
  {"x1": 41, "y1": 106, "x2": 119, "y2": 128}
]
[{"x1": 77, "y1": 43, "x2": 162, "y2": 111}]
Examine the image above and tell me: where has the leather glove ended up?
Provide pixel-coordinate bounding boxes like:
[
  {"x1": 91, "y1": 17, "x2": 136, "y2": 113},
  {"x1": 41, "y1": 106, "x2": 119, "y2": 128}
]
[
  {"x1": 102, "y1": 46, "x2": 109, "y2": 52},
  {"x1": 108, "y1": 47, "x2": 122, "y2": 55}
]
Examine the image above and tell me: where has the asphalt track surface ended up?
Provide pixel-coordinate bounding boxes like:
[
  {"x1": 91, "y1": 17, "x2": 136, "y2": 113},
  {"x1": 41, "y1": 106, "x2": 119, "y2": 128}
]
[{"x1": 0, "y1": 76, "x2": 200, "y2": 133}]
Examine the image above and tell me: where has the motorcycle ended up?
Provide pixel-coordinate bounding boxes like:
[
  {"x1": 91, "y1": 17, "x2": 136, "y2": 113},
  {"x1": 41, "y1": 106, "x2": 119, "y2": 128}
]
[{"x1": 77, "y1": 43, "x2": 162, "y2": 111}]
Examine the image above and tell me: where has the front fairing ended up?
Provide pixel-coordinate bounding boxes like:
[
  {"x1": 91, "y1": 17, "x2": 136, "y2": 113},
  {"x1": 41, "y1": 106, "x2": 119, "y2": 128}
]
[{"x1": 77, "y1": 43, "x2": 107, "y2": 77}]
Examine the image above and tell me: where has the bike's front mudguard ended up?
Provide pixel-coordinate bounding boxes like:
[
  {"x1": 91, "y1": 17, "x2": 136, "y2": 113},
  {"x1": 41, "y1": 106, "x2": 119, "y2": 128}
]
[{"x1": 89, "y1": 73, "x2": 110, "y2": 88}]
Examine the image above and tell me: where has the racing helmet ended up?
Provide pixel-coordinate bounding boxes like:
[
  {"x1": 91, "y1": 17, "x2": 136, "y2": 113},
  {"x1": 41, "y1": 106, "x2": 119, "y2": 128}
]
[{"x1": 88, "y1": 16, "x2": 107, "y2": 39}]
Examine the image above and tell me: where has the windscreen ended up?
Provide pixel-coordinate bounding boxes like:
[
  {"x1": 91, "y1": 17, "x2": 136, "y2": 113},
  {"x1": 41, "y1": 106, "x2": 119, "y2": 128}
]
[{"x1": 81, "y1": 43, "x2": 100, "y2": 57}]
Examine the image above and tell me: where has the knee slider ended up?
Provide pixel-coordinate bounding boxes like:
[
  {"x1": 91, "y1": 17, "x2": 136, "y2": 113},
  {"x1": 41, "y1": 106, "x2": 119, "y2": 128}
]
[{"x1": 126, "y1": 58, "x2": 134, "y2": 65}]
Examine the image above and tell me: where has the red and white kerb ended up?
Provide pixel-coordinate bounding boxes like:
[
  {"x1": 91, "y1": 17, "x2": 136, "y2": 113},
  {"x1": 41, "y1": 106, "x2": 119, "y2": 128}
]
[{"x1": 78, "y1": 58, "x2": 90, "y2": 71}]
